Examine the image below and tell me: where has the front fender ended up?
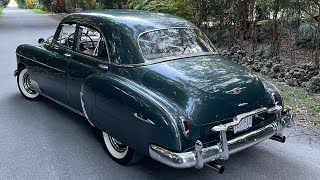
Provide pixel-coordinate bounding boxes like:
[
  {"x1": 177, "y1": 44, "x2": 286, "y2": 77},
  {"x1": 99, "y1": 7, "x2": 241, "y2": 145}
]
[{"x1": 81, "y1": 72, "x2": 183, "y2": 155}]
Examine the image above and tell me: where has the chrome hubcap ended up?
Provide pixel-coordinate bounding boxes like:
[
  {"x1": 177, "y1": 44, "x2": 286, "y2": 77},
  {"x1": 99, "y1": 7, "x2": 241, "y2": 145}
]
[
  {"x1": 22, "y1": 72, "x2": 36, "y2": 94},
  {"x1": 108, "y1": 136, "x2": 127, "y2": 153}
]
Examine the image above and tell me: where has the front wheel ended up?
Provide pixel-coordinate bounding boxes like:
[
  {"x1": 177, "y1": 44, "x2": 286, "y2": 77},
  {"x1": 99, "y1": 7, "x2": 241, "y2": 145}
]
[
  {"x1": 17, "y1": 68, "x2": 40, "y2": 100},
  {"x1": 102, "y1": 132, "x2": 142, "y2": 165}
]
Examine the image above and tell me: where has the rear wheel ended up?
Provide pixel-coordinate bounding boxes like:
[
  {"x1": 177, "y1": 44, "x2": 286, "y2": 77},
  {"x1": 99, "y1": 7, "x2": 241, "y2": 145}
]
[
  {"x1": 17, "y1": 68, "x2": 40, "y2": 100},
  {"x1": 102, "y1": 132, "x2": 142, "y2": 165}
]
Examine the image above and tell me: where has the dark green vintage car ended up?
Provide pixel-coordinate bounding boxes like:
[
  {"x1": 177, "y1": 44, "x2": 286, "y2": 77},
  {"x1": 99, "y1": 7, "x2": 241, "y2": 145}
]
[{"x1": 14, "y1": 10, "x2": 293, "y2": 173}]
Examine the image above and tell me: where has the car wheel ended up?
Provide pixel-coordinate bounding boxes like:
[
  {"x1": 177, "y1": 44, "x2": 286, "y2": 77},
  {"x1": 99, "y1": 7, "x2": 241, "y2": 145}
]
[
  {"x1": 17, "y1": 68, "x2": 40, "y2": 100},
  {"x1": 102, "y1": 132, "x2": 142, "y2": 165}
]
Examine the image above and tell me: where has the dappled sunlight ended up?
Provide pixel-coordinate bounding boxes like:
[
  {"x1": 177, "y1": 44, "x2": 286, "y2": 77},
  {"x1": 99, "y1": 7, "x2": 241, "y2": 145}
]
[{"x1": 7, "y1": 0, "x2": 18, "y2": 7}]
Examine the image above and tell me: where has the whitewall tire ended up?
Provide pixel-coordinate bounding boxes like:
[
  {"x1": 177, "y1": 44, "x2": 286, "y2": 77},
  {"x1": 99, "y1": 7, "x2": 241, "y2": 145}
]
[
  {"x1": 17, "y1": 68, "x2": 40, "y2": 100},
  {"x1": 102, "y1": 132, "x2": 142, "y2": 165}
]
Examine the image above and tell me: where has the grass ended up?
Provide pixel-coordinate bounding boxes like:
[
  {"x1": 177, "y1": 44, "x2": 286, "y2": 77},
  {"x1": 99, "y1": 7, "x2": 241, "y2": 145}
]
[
  {"x1": 31, "y1": 9, "x2": 47, "y2": 14},
  {"x1": 274, "y1": 82, "x2": 320, "y2": 125},
  {"x1": 0, "y1": 7, "x2": 3, "y2": 14}
]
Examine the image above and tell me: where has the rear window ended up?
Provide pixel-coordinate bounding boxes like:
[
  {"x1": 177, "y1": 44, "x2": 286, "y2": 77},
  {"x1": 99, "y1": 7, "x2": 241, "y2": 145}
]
[{"x1": 138, "y1": 28, "x2": 215, "y2": 61}]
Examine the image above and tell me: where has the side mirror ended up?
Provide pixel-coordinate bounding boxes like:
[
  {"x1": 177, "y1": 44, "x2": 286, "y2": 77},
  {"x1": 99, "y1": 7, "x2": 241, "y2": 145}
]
[{"x1": 38, "y1": 38, "x2": 45, "y2": 44}]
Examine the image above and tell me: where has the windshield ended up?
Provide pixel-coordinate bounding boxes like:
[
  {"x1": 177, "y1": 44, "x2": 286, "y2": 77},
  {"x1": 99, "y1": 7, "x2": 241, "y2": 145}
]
[{"x1": 138, "y1": 28, "x2": 215, "y2": 61}]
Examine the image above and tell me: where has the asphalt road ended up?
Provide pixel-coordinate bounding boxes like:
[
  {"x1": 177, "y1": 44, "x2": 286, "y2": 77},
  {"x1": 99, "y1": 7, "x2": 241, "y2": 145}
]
[{"x1": 0, "y1": 7, "x2": 320, "y2": 180}]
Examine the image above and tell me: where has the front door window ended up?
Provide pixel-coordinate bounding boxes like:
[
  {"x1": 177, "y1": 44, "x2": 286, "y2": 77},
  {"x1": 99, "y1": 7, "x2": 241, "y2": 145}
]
[
  {"x1": 56, "y1": 24, "x2": 77, "y2": 49},
  {"x1": 76, "y1": 25, "x2": 109, "y2": 60}
]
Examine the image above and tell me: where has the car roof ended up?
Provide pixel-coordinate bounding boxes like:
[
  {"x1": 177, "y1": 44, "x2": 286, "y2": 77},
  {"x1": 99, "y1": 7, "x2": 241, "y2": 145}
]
[{"x1": 62, "y1": 9, "x2": 196, "y2": 38}]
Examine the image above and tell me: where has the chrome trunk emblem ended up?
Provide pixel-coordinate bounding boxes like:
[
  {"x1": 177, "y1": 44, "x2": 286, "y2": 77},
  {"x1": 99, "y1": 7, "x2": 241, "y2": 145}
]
[{"x1": 225, "y1": 87, "x2": 246, "y2": 95}]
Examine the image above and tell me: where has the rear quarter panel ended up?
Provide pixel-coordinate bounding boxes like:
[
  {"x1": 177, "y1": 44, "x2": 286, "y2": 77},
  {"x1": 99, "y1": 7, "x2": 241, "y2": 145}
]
[{"x1": 81, "y1": 72, "x2": 183, "y2": 155}]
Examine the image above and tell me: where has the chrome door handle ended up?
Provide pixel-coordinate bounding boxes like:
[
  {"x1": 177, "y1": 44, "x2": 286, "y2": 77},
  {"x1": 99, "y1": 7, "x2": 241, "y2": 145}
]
[
  {"x1": 64, "y1": 53, "x2": 71, "y2": 57},
  {"x1": 133, "y1": 113, "x2": 155, "y2": 125},
  {"x1": 98, "y1": 64, "x2": 109, "y2": 70}
]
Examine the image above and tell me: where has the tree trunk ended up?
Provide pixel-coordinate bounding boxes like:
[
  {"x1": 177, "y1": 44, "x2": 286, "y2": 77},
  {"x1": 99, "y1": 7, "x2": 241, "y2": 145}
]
[
  {"x1": 270, "y1": 0, "x2": 281, "y2": 57},
  {"x1": 316, "y1": 3, "x2": 320, "y2": 70}
]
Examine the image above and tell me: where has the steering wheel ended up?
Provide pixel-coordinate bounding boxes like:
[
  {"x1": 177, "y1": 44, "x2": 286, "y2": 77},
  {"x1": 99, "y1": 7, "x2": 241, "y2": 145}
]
[{"x1": 66, "y1": 33, "x2": 94, "y2": 51}]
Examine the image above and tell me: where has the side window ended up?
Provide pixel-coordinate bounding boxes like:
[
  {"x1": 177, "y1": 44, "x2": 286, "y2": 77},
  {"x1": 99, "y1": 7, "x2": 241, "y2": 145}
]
[
  {"x1": 56, "y1": 24, "x2": 77, "y2": 49},
  {"x1": 76, "y1": 25, "x2": 109, "y2": 60}
]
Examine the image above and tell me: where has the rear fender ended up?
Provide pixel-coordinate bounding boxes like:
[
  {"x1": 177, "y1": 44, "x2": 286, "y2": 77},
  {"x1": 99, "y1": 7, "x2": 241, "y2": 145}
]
[{"x1": 81, "y1": 73, "x2": 182, "y2": 155}]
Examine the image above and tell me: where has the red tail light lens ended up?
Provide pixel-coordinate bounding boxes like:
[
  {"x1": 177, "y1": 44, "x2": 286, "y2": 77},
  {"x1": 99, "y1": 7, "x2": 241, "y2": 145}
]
[
  {"x1": 181, "y1": 118, "x2": 190, "y2": 136},
  {"x1": 272, "y1": 93, "x2": 278, "y2": 105}
]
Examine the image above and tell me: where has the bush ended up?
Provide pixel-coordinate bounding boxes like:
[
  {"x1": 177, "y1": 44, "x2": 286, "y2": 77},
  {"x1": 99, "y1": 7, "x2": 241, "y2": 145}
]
[
  {"x1": 0, "y1": 0, "x2": 9, "y2": 7},
  {"x1": 26, "y1": 0, "x2": 36, "y2": 9},
  {"x1": 64, "y1": 0, "x2": 73, "y2": 13},
  {"x1": 51, "y1": 0, "x2": 64, "y2": 13},
  {"x1": 16, "y1": 0, "x2": 26, "y2": 8},
  {"x1": 296, "y1": 21, "x2": 319, "y2": 49},
  {"x1": 40, "y1": 0, "x2": 51, "y2": 11}
]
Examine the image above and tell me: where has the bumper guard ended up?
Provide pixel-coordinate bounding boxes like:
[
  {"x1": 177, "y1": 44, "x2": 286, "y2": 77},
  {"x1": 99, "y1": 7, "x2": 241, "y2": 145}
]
[{"x1": 149, "y1": 105, "x2": 294, "y2": 169}]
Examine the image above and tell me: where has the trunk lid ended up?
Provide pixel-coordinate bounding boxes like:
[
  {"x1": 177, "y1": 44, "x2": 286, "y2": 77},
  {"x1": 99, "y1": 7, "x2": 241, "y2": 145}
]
[{"x1": 140, "y1": 55, "x2": 274, "y2": 126}]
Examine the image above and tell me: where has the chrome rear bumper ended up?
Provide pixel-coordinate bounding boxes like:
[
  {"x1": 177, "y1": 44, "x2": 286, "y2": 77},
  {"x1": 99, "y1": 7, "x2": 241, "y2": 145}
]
[{"x1": 149, "y1": 105, "x2": 294, "y2": 169}]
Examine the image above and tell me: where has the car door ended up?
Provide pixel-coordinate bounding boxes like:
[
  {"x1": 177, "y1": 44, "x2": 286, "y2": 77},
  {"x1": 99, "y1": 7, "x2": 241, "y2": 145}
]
[
  {"x1": 66, "y1": 24, "x2": 109, "y2": 111},
  {"x1": 41, "y1": 23, "x2": 78, "y2": 104}
]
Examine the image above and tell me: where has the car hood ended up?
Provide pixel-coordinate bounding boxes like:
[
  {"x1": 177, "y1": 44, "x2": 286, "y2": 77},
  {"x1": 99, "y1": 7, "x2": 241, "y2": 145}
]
[{"x1": 140, "y1": 55, "x2": 274, "y2": 126}]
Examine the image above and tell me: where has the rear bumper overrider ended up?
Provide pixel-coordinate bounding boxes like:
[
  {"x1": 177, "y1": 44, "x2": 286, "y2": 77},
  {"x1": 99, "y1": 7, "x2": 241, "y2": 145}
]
[{"x1": 149, "y1": 105, "x2": 294, "y2": 169}]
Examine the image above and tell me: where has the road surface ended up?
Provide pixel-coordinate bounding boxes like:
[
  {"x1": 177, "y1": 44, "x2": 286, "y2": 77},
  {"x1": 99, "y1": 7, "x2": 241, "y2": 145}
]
[{"x1": 0, "y1": 6, "x2": 320, "y2": 180}]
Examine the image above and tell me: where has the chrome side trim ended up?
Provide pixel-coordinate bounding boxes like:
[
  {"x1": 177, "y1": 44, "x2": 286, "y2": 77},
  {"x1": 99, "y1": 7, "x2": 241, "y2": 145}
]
[
  {"x1": 149, "y1": 122, "x2": 277, "y2": 169},
  {"x1": 80, "y1": 91, "x2": 95, "y2": 126},
  {"x1": 41, "y1": 93, "x2": 85, "y2": 117},
  {"x1": 16, "y1": 53, "x2": 65, "y2": 73}
]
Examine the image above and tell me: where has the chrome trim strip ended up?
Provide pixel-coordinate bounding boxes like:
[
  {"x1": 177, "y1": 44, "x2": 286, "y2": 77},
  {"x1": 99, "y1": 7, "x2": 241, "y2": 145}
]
[
  {"x1": 211, "y1": 107, "x2": 271, "y2": 132},
  {"x1": 80, "y1": 91, "x2": 95, "y2": 126},
  {"x1": 41, "y1": 93, "x2": 85, "y2": 117},
  {"x1": 16, "y1": 53, "x2": 65, "y2": 73},
  {"x1": 149, "y1": 122, "x2": 278, "y2": 169}
]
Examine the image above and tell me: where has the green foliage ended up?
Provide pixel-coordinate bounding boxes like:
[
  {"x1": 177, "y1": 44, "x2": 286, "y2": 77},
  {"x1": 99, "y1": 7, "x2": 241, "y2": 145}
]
[
  {"x1": 31, "y1": 8, "x2": 47, "y2": 13},
  {"x1": 296, "y1": 21, "x2": 319, "y2": 49},
  {"x1": 0, "y1": 0, "x2": 9, "y2": 7},
  {"x1": 275, "y1": 82, "x2": 320, "y2": 122},
  {"x1": 16, "y1": 0, "x2": 26, "y2": 8},
  {"x1": 0, "y1": 7, "x2": 2, "y2": 14},
  {"x1": 64, "y1": 0, "x2": 73, "y2": 13},
  {"x1": 40, "y1": 0, "x2": 51, "y2": 11},
  {"x1": 26, "y1": 0, "x2": 36, "y2": 9},
  {"x1": 127, "y1": 0, "x2": 193, "y2": 21}
]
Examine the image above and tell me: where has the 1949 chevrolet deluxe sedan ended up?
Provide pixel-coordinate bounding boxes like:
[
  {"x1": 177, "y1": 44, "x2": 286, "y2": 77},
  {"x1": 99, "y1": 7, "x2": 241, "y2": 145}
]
[{"x1": 14, "y1": 10, "x2": 294, "y2": 173}]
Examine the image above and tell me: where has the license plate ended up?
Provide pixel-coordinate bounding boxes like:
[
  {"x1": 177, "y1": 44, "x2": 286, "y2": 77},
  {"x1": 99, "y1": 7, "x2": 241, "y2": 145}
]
[{"x1": 233, "y1": 116, "x2": 253, "y2": 134}]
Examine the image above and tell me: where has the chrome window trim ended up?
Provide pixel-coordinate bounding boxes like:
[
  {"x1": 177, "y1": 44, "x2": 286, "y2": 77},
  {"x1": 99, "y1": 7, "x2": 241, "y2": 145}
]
[{"x1": 136, "y1": 27, "x2": 218, "y2": 62}]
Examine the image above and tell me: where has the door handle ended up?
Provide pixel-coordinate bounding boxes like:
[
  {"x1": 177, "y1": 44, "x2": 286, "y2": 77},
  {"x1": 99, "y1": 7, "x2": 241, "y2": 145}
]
[
  {"x1": 64, "y1": 53, "x2": 71, "y2": 57},
  {"x1": 98, "y1": 64, "x2": 109, "y2": 70}
]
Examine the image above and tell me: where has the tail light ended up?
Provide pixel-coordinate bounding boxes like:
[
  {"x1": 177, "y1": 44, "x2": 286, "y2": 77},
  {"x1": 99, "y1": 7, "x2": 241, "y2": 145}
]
[
  {"x1": 272, "y1": 93, "x2": 278, "y2": 105},
  {"x1": 180, "y1": 118, "x2": 190, "y2": 136}
]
